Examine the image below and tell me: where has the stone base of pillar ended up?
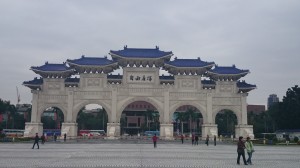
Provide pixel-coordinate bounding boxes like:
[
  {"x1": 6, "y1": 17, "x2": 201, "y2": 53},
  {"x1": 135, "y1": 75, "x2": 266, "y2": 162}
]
[
  {"x1": 201, "y1": 124, "x2": 218, "y2": 140},
  {"x1": 235, "y1": 125, "x2": 254, "y2": 139},
  {"x1": 24, "y1": 122, "x2": 43, "y2": 137},
  {"x1": 61, "y1": 122, "x2": 78, "y2": 139},
  {"x1": 105, "y1": 123, "x2": 120, "y2": 139},
  {"x1": 160, "y1": 124, "x2": 174, "y2": 140}
]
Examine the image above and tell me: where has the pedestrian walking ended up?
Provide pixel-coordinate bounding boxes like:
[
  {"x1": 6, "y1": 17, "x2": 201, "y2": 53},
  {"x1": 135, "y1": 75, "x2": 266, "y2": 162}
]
[
  {"x1": 32, "y1": 133, "x2": 39, "y2": 149},
  {"x1": 286, "y1": 136, "x2": 290, "y2": 145},
  {"x1": 152, "y1": 134, "x2": 158, "y2": 148},
  {"x1": 54, "y1": 133, "x2": 57, "y2": 142},
  {"x1": 195, "y1": 135, "x2": 199, "y2": 145},
  {"x1": 64, "y1": 133, "x2": 66, "y2": 142},
  {"x1": 192, "y1": 134, "x2": 195, "y2": 145},
  {"x1": 245, "y1": 137, "x2": 254, "y2": 165},
  {"x1": 41, "y1": 134, "x2": 45, "y2": 144},
  {"x1": 205, "y1": 135, "x2": 209, "y2": 146},
  {"x1": 214, "y1": 135, "x2": 217, "y2": 146},
  {"x1": 181, "y1": 134, "x2": 184, "y2": 144},
  {"x1": 237, "y1": 136, "x2": 248, "y2": 165}
]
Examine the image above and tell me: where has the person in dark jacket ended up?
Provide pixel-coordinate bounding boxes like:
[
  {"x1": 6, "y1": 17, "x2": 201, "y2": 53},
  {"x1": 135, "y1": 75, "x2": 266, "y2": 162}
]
[
  {"x1": 152, "y1": 134, "x2": 158, "y2": 148},
  {"x1": 195, "y1": 135, "x2": 199, "y2": 145},
  {"x1": 205, "y1": 135, "x2": 209, "y2": 146},
  {"x1": 41, "y1": 134, "x2": 45, "y2": 144},
  {"x1": 214, "y1": 135, "x2": 217, "y2": 146},
  {"x1": 181, "y1": 134, "x2": 184, "y2": 144},
  {"x1": 237, "y1": 136, "x2": 248, "y2": 165},
  {"x1": 32, "y1": 133, "x2": 39, "y2": 149},
  {"x1": 64, "y1": 133, "x2": 66, "y2": 142}
]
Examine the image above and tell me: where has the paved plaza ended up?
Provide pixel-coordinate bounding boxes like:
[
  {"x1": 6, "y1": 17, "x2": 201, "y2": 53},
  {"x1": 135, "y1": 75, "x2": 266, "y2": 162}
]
[{"x1": 0, "y1": 140, "x2": 299, "y2": 168}]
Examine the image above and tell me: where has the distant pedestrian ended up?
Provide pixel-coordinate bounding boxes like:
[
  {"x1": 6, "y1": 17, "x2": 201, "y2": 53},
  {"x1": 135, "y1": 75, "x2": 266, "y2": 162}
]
[
  {"x1": 245, "y1": 137, "x2": 254, "y2": 165},
  {"x1": 205, "y1": 135, "x2": 209, "y2": 146},
  {"x1": 64, "y1": 133, "x2": 67, "y2": 142},
  {"x1": 214, "y1": 135, "x2": 217, "y2": 146},
  {"x1": 195, "y1": 135, "x2": 199, "y2": 145},
  {"x1": 192, "y1": 134, "x2": 195, "y2": 145},
  {"x1": 181, "y1": 134, "x2": 184, "y2": 144},
  {"x1": 286, "y1": 136, "x2": 290, "y2": 145},
  {"x1": 32, "y1": 133, "x2": 39, "y2": 149},
  {"x1": 54, "y1": 133, "x2": 57, "y2": 142},
  {"x1": 237, "y1": 136, "x2": 248, "y2": 165},
  {"x1": 41, "y1": 134, "x2": 45, "y2": 144},
  {"x1": 152, "y1": 134, "x2": 158, "y2": 148}
]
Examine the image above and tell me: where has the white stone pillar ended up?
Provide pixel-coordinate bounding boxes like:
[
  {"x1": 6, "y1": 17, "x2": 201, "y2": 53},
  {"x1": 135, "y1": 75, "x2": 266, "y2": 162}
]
[
  {"x1": 61, "y1": 122, "x2": 78, "y2": 139},
  {"x1": 31, "y1": 90, "x2": 39, "y2": 122},
  {"x1": 24, "y1": 122, "x2": 43, "y2": 137},
  {"x1": 241, "y1": 93, "x2": 248, "y2": 125},
  {"x1": 201, "y1": 124, "x2": 218, "y2": 140},
  {"x1": 106, "y1": 123, "x2": 120, "y2": 139},
  {"x1": 206, "y1": 93, "x2": 213, "y2": 124},
  {"x1": 160, "y1": 124, "x2": 174, "y2": 140},
  {"x1": 235, "y1": 125, "x2": 254, "y2": 139},
  {"x1": 163, "y1": 91, "x2": 169, "y2": 123},
  {"x1": 111, "y1": 89, "x2": 117, "y2": 123},
  {"x1": 66, "y1": 90, "x2": 74, "y2": 122},
  {"x1": 24, "y1": 90, "x2": 43, "y2": 137}
]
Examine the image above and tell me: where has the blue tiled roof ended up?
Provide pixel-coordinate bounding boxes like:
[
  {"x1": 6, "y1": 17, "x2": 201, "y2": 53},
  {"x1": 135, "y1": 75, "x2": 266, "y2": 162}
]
[
  {"x1": 67, "y1": 56, "x2": 117, "y2": 66},
  {"x1": 107, "y1": 74, "x2": 123, "y2": 79},
  {"x1": 201, "y1": 80, "x2": 216, "y2": 85},
  {"x1": 165, "y1": 58, "x2": 214, "y2": 67},
  {"x1": 65, "y1": 77, "x2": 80, "y2": 83},
  {"x1": 110, "y1": 46, "x2": 173, "y2": 58},
  {"x1": 23, "y1": 77, "x2": 43, "y2": 85},
  {"x1": 31, "y1": 62, "x2": 72, "y2": 71},
  {"x1": 159, "y1": 75, "x2": 174, "y2": 80},
  {"x1": 237, "y1": 81, "x2": 256, "y2": 88},
  {"x1": 209, "y1": 65, "x2": 249, "y2": 74}
]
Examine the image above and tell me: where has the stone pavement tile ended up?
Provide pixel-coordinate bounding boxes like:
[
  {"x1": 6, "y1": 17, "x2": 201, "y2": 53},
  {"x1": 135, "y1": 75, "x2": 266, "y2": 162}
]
[{"x1": 0, "y1": 143, "x2": 299, "y2": 168}]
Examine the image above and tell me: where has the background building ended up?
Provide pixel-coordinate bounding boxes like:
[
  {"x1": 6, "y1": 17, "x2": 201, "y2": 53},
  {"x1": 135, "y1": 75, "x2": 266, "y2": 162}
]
[
  {"x1": 247, "y1": 104, "x2": 265, "y2": 115},
  {"x1": 267, "y1": 94, "x2": 279, "y2": 109}
]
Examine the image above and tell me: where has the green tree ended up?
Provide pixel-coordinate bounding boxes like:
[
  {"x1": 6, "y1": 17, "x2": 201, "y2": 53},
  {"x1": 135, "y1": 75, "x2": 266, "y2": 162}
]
[
  {"x1": 175, "y1": 112, "x2": 187, "y2": 134},
  {"x1": 216, "y1": 110, "x2": 237, "y2": 136},
  {"x1": 269, "y1": 85, "x2": 300, "y2": 129}
]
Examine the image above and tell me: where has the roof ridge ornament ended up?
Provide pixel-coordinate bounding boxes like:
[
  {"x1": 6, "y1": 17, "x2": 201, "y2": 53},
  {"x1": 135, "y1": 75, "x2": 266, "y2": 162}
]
[
  {"x1": 124, "y1": 45, "x2": 128, "y2": 49},
  {"x1": 155, "y1": 46, "x2": 159, "y2": 50},
  {"x1": 233, "y1": 64, "x2": 236, "y2": 68},
  {"x1": 45, "y1": 61, "x2": 48, "y2": 65},
  {"x1": 81, "y1": 55, "x2": 85, "y2": 58},
  {"x1": 197, "y1": 57, "x2": 201, "y2": 60}
]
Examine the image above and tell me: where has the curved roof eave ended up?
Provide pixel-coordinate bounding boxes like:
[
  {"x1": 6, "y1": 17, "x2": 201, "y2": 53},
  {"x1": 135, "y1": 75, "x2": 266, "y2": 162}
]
[
  {"x1": 110, "y1": 53, "x2": 173, "y2": 59},
  {"x1": 207, "y1": 71, "x2": 249, "y2": 76},
  {"x1": 164, "y1": 63, "x2": 214, "y2": 69},
  {"x1": 67, "y1": 61, "x2": 118, "y2": 67},
  {"x1": 31, "y1": 68, "x2": 74, "y2": 73}
]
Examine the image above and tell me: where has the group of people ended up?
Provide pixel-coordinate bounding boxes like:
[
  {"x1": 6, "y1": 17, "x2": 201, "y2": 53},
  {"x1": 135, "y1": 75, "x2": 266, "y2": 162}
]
[
  {"x1": 237, "y1": 136, "x2": 255, "y2": 165},
  {"x1": 32, "y1": 133, "x2": 67, "y2": 149}
]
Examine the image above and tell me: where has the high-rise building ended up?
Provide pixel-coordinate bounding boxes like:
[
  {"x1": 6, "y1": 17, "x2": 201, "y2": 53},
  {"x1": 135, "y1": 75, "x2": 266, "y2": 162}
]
[{"x1": 267, "y1": 94, "x2": 279, "y2": 109}]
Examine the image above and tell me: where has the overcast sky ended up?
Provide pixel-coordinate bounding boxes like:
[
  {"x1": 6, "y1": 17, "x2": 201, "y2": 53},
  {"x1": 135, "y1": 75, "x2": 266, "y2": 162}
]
[{"x1": 0, "y1": 0, "x2": 299, "y2": 108}]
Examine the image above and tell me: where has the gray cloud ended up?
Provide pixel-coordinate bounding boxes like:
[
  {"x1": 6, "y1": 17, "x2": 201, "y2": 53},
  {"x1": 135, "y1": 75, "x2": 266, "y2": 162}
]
[{"x1": 0, "y1": 0, "x2": 299, "y2": 107}]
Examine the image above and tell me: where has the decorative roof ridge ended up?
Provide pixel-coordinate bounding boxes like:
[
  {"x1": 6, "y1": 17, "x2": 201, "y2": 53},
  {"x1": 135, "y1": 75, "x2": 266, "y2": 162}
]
[
  {"x1": 167, "y1": 58, "x2": 215, "y2": 63},
  {"x1": 31, "y1": 62, "x2": 69, "y2": 68},
  {"x1": 121, "y1": 45, "x2": 164, "y2": 51}
]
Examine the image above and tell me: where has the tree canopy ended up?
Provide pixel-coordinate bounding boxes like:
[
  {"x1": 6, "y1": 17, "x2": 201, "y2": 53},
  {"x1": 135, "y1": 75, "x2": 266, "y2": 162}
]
[{"x1": 269, "y1": 85, "x2": 300, "y2": 129}]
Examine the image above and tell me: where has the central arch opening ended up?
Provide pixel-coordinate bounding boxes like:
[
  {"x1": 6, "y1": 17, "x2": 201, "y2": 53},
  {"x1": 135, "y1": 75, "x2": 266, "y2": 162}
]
[
  {"x1": 215, "y1": 109, "x2": 237, "y2": 138},
  {"x1": 41, "y1": 107, "x2": 64, "y2": 137},
  {"x1": 120, "y1": 101, "x2": 160, "y2": 136},
  {"x1": 76, "y1": 104, "x2": 108, "y2": 137},
  {"x1": 172, "y1": 105, "x2": 203, "y2": 136}
]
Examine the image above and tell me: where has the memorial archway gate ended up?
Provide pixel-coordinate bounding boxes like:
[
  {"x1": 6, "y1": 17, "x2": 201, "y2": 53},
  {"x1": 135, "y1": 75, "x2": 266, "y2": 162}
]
[{"x1": 23, "y1": 46, "x2": 256, "y2": 139}]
